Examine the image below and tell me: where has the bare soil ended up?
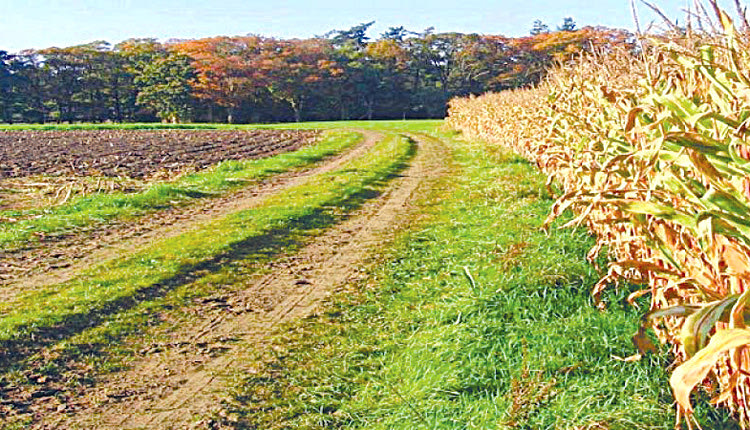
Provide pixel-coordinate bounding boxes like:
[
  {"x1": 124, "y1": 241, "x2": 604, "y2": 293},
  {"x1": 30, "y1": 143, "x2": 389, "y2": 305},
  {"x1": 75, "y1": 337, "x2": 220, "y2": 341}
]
[{"x1": 0, "y1": 129, "x2": 319, "y2": 179}]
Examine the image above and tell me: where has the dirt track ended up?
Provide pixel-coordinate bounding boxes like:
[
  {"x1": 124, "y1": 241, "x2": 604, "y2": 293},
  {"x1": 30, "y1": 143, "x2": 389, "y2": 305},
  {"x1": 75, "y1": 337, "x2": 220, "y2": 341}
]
[
  {"x1": 0, "y1": 130, "x2": 380, "y2": 301},
  {"x1": 11, "y1": 131, "x2": 448, "y2": 429}
]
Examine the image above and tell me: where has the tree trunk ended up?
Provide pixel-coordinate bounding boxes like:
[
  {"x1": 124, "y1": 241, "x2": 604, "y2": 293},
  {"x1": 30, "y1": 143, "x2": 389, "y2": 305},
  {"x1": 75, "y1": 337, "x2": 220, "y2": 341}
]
[
  {"x1": 290, "y1": 98, "x2": 302, "y2": 123},
  {"x1": 227, "y1": 106, "x2": 235, "y2": 124}
]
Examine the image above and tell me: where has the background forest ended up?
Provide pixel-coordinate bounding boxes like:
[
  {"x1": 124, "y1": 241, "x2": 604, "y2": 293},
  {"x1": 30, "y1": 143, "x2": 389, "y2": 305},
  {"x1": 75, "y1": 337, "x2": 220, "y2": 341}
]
[{"x1": 0, "y1": 21, "x2": 631, "y2": 124}]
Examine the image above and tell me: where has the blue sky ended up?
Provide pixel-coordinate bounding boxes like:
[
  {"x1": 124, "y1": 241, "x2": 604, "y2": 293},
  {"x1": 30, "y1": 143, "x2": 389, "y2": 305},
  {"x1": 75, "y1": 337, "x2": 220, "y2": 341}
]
[{"x1": 0, "y1": 1, "x2": 694, "y2": 53}]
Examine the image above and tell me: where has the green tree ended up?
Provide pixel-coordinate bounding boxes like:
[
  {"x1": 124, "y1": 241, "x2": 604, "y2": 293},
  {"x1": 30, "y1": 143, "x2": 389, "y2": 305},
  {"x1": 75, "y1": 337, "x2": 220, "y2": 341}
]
[
  {"x1": 329, "y1": 22, "x2": 374, "y2": 49},
  {"x1": 39, "y1": 41, "x2": 129, "y2": 122},
  {"x1": 115, "y1": 38, "x2": 168, "y2": 121},
  {"x1": 381, "y1": 26, "x2": 411, "y2": 42},
  {"x1": 0, "y1": 51, "x2": 15, "y2": 122},
  {"x1": 135, "y1": 53, "x2": 197, "y2": 123},
  {"x1": 558, "y1": 17, "x2": 577, "y2": 31},
  {"x1": 530, "y1": 20, "x2": 549, "y2": 35}
]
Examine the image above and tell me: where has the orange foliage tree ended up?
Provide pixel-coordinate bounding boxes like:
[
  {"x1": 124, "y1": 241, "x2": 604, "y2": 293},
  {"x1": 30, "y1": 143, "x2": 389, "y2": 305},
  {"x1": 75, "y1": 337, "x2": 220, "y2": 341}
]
[
  {"x1": 172, "y1": 36, "x2": 268, "y2": 123},
  {"x1": 255, "y1": 38, "x2": 342, "y2": 122}
]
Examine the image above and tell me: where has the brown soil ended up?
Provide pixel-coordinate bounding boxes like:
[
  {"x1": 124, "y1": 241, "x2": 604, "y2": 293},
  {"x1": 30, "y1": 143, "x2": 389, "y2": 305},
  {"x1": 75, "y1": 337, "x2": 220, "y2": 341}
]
[
  {"x1": 0, "y1": 129, "x2": 319, "y2": 179},
  {"x1": 0, "y1": 130, "x2": 381, "y2": 302},
  {"x1": 20, "y1": 132, "x2": 448, "y2": 429}
]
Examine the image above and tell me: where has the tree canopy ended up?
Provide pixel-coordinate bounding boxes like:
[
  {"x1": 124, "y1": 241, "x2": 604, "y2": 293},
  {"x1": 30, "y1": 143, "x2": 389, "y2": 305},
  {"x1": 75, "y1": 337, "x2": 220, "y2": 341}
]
[{"x1": 0, "y1": 22, "x2": 632, "y2": 123}]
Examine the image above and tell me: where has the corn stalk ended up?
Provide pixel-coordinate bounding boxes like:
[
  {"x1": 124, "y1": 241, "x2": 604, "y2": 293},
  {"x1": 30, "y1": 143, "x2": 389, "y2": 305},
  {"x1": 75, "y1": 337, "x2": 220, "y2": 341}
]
[{"x1": 447, "y1": 3, "x2": 750, "y2": 427}]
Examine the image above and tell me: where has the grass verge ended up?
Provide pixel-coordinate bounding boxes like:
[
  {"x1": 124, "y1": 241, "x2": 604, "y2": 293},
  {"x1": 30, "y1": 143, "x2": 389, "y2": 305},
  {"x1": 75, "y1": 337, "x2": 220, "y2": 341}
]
[
  {"x1": 0, "y1": 132, "x2": 412, "y2": 370},
  {"x1": 0, "y1": 130, "x2": 360, "y2": 250},
  {"x1": 217, "y1": 129, "x2": 738, "y2": 429}
]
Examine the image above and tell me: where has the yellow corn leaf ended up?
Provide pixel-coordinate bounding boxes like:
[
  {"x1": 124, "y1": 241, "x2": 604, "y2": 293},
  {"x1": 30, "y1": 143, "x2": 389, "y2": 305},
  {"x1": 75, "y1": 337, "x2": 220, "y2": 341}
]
[
  {"x1": 631, "y1": 304, "x2": 700, "y2": 356},
  {"x1": 670, "y1": 328, "x2": 750, "y2": 414},
  {"x1": 627, "y1": 288, "x2": 651, "y2": 307}
]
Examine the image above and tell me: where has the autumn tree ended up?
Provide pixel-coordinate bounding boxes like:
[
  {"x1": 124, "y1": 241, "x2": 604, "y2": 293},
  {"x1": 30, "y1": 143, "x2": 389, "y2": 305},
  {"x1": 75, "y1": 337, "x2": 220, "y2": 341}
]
[
  {"x1": 0, "y1": 22, "x2": 635, "y2": 124},
  {"x1": 173, "y1": 36, "x2": 267, "y2": 123},
  {"x1": 257, "y1": 38, "x2": 341, "y2": 122},
  {"x1": 496, "y1": 26, "x2": 633, "y2": 88}
]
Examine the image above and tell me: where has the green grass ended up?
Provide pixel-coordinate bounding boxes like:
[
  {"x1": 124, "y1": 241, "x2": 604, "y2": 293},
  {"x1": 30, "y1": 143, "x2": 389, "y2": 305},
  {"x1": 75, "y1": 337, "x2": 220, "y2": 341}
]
[
  {"x1": 0, "y1": 132, "x2": 413, "y2": 368},
  {"x1": 219, "y1": 128, "x2": 724, "y2": 429},
  {"x1": 0, "y1": 130, "x2": 361, "y2": 250}
]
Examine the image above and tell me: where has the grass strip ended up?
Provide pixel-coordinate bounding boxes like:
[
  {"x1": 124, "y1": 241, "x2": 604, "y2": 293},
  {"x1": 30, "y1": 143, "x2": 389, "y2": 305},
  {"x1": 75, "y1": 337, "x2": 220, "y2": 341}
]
[
  {"x1": 220, "y1": 130, "x2": 728, "y2": 429},
  {"x1": 0, "y1": 133, "x2": 413, "y2": 358},
  {"x1": 0, "y1": 130, "x2": 361, "y2": 249}
]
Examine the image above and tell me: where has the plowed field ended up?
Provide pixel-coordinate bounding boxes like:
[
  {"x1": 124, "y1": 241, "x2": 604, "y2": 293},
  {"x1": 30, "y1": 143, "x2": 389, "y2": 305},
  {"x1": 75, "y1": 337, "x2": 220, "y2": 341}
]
[{"x1": 0, "y1": 129, "x2": 320, "y2": 179}]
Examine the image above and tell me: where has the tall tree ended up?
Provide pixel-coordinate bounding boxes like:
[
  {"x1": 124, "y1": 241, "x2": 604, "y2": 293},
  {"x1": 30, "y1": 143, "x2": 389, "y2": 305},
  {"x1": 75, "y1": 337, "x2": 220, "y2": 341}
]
[
  {"x1": 11, "y1": 51, "x2": 48, "y2": 123},
  {"x1": 329, "y1": 22, "x2": 374, "y2": 49},
  {"x1": 0, "y1": 23, "x2": 634, "y2": 124},
  {"x1": 173, "y1": 36, "x2": 267, "y2": 123},
  {"x1": 115, "y1": 38, "x2": 168, "y2": 121},
  {"x1": 258, "y1": 38, "x2": 341, "y2": 122},
  {"x1": 0, "y1": 51, "x2": 16, "y2": 122},
  {"x1": 39, "y1": 41, "x2": 128, "y2": 122},
  {"x1": 135, "y1": 52, "x2": 196, "y2": 122},
  {"x1": 381, "y1": 26, "x2": 411, "y2": 42}
]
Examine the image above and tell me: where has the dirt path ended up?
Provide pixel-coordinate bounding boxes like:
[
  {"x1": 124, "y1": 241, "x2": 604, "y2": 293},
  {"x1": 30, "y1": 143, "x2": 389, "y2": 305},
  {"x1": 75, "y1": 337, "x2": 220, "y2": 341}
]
[
  {"x1": 0, "y1": 130, "x2": 381, "y2": 302},
  {"x1": 33, "y1": 133, "x2": 449, "y2": 429}
]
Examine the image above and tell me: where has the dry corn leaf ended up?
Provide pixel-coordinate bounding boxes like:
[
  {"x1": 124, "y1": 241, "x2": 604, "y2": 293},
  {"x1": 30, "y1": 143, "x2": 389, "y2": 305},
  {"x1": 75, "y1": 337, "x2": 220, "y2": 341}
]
[{"x1": 670, "y1": 328, "x2": 750, "y2": 414}]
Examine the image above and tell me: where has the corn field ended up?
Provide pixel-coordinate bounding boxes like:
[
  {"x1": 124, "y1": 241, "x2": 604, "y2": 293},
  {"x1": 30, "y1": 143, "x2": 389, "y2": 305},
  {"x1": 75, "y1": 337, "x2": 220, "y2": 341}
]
[{"x1": 447, "y1": 2, "x2": 750, "y2": 427}]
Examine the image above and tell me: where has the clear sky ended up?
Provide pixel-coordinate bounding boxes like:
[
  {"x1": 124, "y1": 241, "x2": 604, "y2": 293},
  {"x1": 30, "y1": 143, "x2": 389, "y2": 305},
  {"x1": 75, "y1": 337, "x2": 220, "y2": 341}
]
[{"x1": 0, "y1": 0, "x2": 697, "y2": 53}]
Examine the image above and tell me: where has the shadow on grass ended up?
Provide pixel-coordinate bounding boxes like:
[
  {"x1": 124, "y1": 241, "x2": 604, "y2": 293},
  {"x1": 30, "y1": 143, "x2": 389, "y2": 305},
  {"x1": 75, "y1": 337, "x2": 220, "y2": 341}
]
[{"x1": 0, "y1": 139, "x2": 415, "y2": 377}]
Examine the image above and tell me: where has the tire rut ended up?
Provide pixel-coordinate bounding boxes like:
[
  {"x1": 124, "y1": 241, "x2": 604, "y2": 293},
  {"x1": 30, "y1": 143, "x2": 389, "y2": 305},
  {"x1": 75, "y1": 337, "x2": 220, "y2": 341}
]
[
  {"x1": 0, "y1": 130, "x2": 381, "y2": 303},
  {"x1": 35, "y1": 133, "x2": 450, "y2": 429}
]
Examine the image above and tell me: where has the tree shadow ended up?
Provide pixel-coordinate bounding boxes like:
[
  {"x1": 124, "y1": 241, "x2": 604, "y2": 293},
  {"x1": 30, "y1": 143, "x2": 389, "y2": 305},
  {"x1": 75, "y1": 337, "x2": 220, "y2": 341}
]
[{"x1": 0, "y1": 139, "x2": 415, "y2": 377}]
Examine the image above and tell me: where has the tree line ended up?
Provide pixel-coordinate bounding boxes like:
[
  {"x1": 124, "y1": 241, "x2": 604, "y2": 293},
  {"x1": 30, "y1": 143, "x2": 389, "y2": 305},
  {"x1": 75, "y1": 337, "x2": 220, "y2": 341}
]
[{"x1": 0, "y1": 22, "x2": 632, "y2": 124}]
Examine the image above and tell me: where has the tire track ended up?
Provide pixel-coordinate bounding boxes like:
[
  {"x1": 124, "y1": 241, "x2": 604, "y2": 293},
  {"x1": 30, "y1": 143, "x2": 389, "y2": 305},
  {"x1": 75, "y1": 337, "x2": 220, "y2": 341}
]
[
  {"x1": 0, "y1": 130, "x2": 381, "y2": 303},
  {"x1": 37, "y1": 133, "x2": 449, "y2": 429}
]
